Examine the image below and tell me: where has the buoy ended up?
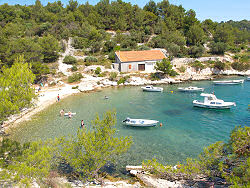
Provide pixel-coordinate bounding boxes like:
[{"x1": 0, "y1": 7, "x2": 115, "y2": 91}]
[{"x1": 171, "y1": 91, "x2": 173, "y2": 93}]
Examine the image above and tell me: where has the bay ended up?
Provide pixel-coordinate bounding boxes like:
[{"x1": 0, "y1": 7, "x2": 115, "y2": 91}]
[{"x1": 10, "y1": 79, "x2": 250, "y2": 169}]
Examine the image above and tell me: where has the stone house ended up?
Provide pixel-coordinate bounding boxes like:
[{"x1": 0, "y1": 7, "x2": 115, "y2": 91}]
[{"x1": 113, "y1": 50, "x2": 167, "y2": 72}]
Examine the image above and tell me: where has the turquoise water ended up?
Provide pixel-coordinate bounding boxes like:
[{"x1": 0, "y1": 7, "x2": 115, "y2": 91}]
[{"x1": 10, "y1": 79, "x2": 250, "y2": 168}]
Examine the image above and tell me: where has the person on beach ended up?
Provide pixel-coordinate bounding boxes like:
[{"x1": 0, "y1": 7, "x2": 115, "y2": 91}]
[
  {"x1": 57, "y1": 94, "x2": 60, "y2": 102},
  {"x1": 81, "y1": 120, "x2": 85, "y2": 128},
  {"x1": 68, "y1": 111, "x2": 72, "y2": 118},
  {"x1": 60, "y1": 109, "x2": 65, "y2": 116}
]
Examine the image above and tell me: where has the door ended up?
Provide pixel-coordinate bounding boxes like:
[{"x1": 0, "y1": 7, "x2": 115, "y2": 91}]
[{"x1": 138, "y1": 64, "x2": 145, "y2": 71}]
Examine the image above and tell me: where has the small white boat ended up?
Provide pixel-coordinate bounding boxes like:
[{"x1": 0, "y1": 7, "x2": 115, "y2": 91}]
[
  {"x1": 178, "y1": 86, "x2": 204, "y2": 92},
  {"x1": 141, "y1": 85, "x2": 163, "y2": 92},
  {"x1": 213, "y1": 79, "x2": 244, "y2": 85},
  {"x1": 123, "y1": 118, "x2": 159, "y2": 127},
  {"x1": 193, "y1": 93, "x2": 236, "y2": 109},
  {"x1": 64, "y1": 112, "x2": 76, "y2": 116},
  {"x1": 246, "y1": 77, "x2": 250, "y2": 81}
]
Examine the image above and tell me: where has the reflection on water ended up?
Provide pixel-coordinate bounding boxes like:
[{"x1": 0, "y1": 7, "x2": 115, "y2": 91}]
[{"x1": 9, "y1": 79, "x2": 250, "y2": 171}]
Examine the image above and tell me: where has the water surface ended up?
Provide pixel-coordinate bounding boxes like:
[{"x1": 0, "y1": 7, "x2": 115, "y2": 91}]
[{"x1": 10, "y1": 79, "x2": 250, "y2": 168}]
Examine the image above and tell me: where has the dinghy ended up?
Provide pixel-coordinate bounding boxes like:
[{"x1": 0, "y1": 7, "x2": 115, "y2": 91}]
[
  {"x1": 123, "y1": 117, "x2": 159, "y2": 127},
  {"x1": 178, "y1": 86, "x2": 204, "y2": 92}
]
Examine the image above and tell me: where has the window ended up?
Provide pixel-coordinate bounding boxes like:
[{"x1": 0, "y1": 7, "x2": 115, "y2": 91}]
[{"x1": 129, "y1": 64, "x2": 131, "y2": 69}]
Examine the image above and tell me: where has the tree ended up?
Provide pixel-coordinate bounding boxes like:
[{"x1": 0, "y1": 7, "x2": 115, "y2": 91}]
[
  {"x1": 189, "y1": 45, "x2": 204, "y2": 58},
  {"x1": 38, "y1": 34, "x2": 60, "y2": 63},
  {"x1": 209, "y1": 42, "x2": 228, "y2": 55},
  {"x1": 57, "y1": 111, "x2": 132, "y2": 181},
  {"x1": 155, "y1": 58, "x2": 174, "y2": 75},
  {"x1": 186, "y1": 24, "x2": 205, "y2": 45},
  {"x1": 0, "y1": 56, "x2": 35, "y2": 123}
]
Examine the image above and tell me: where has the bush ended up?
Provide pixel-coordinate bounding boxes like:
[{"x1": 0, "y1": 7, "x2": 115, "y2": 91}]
[
  {"x1": 109, "y1": 72, "x2": 118, "y2": 81},
  {"x1": 71, "y1": 65, "x2": 78, "y2": 72},
  {"x1": 189, "y1": 45, "x2": 204, "y2": 58},
  {"x1": 177, "y1": 66, "x2": 186, "y2": 73},
  {"x1": 210, "y1": 42, "x2": 228, "y2": 55},
  {"x1": 169, "y1": 70, "x2": 179, "y2": 77},
  {"x1": 84, "y1": 56, "x2": 98, "y2": 63},
  {"x1": 68, "y1": 73, "x2": 83, "y2": 83},
  {"x1": 63, "y1": 55, "x2": 77, "y2": 64},
  {"x1": 150, "y1": 73, "x2": 160, "y2": 81},
  {"x1": 189, "y1": 60, "x2": 206, "y2": 71},
  {"x1": 117, "y1": 76, "x2": 130, "y2": 85},
  {"x1": 95, "y1": 67, "x2": 101, "y2": 75},
  {"x1": 214, "y1": 61, "x2": 225, "y2": 70},
  {"x1": 72, "y1": 86, "x2": 79, "y2": 89},
  {"x1": 231, "y1": 62, "x2": 250, "y2": 71}
]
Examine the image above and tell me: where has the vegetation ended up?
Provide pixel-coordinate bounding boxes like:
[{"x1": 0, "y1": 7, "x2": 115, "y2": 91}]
[
  {"x1": 63, "y1": 55, "x2": 77, "y2": 64},
  {"x1": 0, "y1": 56, "x2": 35, "y2": 123},
  {"x1": 95, "y1": 67, "x2": 101, "y2": 75},
  {"x1": 155, "y1": 58, "x2": 177, "y2": 76},
  {"x1": 109, "y1": 72, "x2": 118, "y2": 81},
  {"x1": 143, "y1": 126, "x2": 250, "y2": 187},
  {"x1": 0, "y1": 111, "x2": 132, "y2": 186},
  {"x1": 189, "y1": 60, "x2": 206, "y2": 71},
  {"x1": 67, "y1": 72, "x2": 83, "y2": 83}
]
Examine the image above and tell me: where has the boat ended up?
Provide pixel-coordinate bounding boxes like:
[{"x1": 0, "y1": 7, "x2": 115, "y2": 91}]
[
  {"x1": 246, "y1": 77, "x2": 250, "y2": 81},
  {"x1": 213, "y1": 79, "x2": 244, "y2": 85},
  {"x1": 122, "y1": 117, "x2": 159, "y2": 127},
  {"x1": 193, "y1": 93, "x2": 236, "y2": 109},
  {"x1": 178, "y1": 86, "x2": 204, "y2": 92},
  {"x1": 64, "y1": 112, "x2": 76, "y2": 116},
  {"x1": 141, "y1": 85, "x2": 163, "y2": 92}
]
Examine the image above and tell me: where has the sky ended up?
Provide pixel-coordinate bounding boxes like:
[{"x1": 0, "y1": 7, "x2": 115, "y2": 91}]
[{"x1": 0, "y1": 0, "x2": 249, "y2": 22}]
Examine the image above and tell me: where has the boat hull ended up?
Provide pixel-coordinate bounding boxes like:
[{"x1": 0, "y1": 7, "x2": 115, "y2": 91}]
[
  {"x1": 213, "y1": 80, "x2": 244, "y2": 85},
  {"x1": 178, "y1": 88, "x2": 204, "y2": 92},
  {"x1": 123, "y1": 118, "x2": 159, "y2": 127},
  {"x1": 193, "y1": 101, "x2": 235, "y2": 109},
  {"x1": 141, "y1": 86, "x2": 163, "y2": 92}
]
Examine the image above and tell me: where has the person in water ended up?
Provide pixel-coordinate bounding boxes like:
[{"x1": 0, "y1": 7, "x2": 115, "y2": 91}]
[
  {"x1": 68, "y1": 111, "x2": 72, "y2": 118},
  {"x1": 60, "y1": 109, "x2": 65, "y2": 116},
  {"x1": 160, "y1": 123, "x2": 163, "y2": 127},
  {"x1": 57, "y1": 94, "x2": 60, "y2": 102},
  {"x1": 81, "y1": 120, "x2": 85, "y2": 128}
]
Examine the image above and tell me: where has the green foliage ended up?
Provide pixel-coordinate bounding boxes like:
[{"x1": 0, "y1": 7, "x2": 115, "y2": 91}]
[
  {"x1": 210, "y1": 42, "x2": 228, "y2": 55},
  {"x1": 177, "y1": 66, "x2": 186, "y2": 73},
  {"x1": 57, "y1": 111, "x2": 132, "y2": 180},
  {"x1": 189, "y1": 45, "x2": 205, "y2": 58},
  {"x1": 84, "y1": 56, "x2": 98, "y2": 63},
  {"x1": 0, "y1": 56, "x2": 35, "y2": 123},
  {"x1": 186, "y1": 24, "x2": 205, "y2": 46},
  {"x1": 155, "y1": 58, "x2": 175, "y2": 75},
  {"x1": 150, "y1": 73, "x2": 160, "y2": 81},
  {"x1": 214, "y1": 61, "x2": 225, "y2": 70},
  {"x1": 71, "y1": 65, "x2": 78, "y2": 72},
  {"x1": 63, "y1": 55, "x2": 77, "y2": 64},
  {"x1": 189, "y1": 60, "x2": 206, "y2": 71},
  {"x1": 142, "y1": 126, "x2": 250, "y2": 187},
  {"x1": 109, "y1": 72, "x2": 118, "y2": 81},
  {"x1": 95, "y1": 67, "x2": 101, "y2": 75},
  {"x1": 67, "y1": 72, "x2": 83, "y2": 83},
  {"x1": 231, "y1": 62, "x2": 250, "y2": 71}
]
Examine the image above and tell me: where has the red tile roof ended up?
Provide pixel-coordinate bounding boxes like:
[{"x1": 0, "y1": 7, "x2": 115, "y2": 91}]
[{"x1": 115, "y1": 50, "x2": 166, "y2": 62}]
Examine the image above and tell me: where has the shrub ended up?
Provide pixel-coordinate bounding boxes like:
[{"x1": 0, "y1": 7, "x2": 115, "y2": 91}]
[
  {"x1": 214, "y1": 61, "x2": 225, "y2": 70},
  {"x1": 231, "y1": 62, "x2": 250, "y2": 71},
  {"x1": 72, "y1": 86, "x2": 79, "y2": 89},
  {"x1": 177, "y1": 66, "x2": 186, "y2": 73},
  {"x1": 68, "y1": 73, "x2": 83, "y2": 83},
  {"x1": 150, "y1": 73, "x2": 160, "y2": 81},
  {"x1": 189, "y1": 60, "x2": 206, "y2": 71},
  {"x1": 209, "y1": 42, "x2": 228, "y2": 55},
  {"x1": 84, "y1": 56, "x2": 98, "y2": 63},
  {"x1": 95, "y1": 67, "x2": 101, "y2": 75},
  {"x1": 109, "y1": 72, "x2": 118, "y2": 81},
  {"x1": 169, "y1": 70, "x2": 179, "y2": 77},
  {"x1": 71, "y1": 65, "x2": 78, "y2": 72},
  {"x1": 189, "y1": 45, "x2": 204, "y2": 58},
  {"x1": 63, "y1": 55, "x2": 77, "y2": 64},
  {"x1": 117, "y1": 76, "x2": 130, "y2": 85}
]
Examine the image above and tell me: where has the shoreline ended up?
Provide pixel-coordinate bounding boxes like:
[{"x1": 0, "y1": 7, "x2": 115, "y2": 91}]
[{"x1": 1, "y1": 73, "x2": 248, "y2": 135}]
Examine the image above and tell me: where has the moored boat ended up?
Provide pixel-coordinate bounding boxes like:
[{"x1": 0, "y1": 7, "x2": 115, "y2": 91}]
[
  {"x1": 193, "y1": 93, "x2": 236, "y2": 109},
  {"x1": 141, "y1": 85, "x2": 163, "y2": 92},
  {"x1": 64, "y1": 112, "x2": 76, "y2": 116},
  {"x1": 246, "y1": 77, "x2": 250, "y2": 81},
  {"x1": 122, "y1": 117, "x2": 159, "y2": 127},
  {"x1": 213, "y1": 79, "x2": 244, "y2": 85},
  {"x1": 178, "y1": 86, "x2": 204, "y2": 92}
]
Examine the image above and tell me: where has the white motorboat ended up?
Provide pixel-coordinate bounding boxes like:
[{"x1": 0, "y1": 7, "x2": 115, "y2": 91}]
[
  {"x1": 141, "y1": 85, "x2": 163, "y2": 92},
  {"x1": 213, "y1": 79, "x2": 244, "y2": 85},
  {"x1": 123, "y1": 118, "x2": 159, "y2": 127},
  {"x1": 246, "y1": 77, "x2": 250, "y2": 81},
  {"x1": 178, "y1": 86, "x2": 204, "y2": 92},
  {"x1": 193, "y1": 93, "x2": 236, "y2": 109}
]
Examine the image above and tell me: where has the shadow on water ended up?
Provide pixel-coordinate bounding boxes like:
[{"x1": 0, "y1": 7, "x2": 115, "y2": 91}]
[
  {"x1": 164, "y1": 109, "x2": 184, "y2": 116},
  {"x1": 123, "y1": 125, "x2": 157, "y2": 131}
]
